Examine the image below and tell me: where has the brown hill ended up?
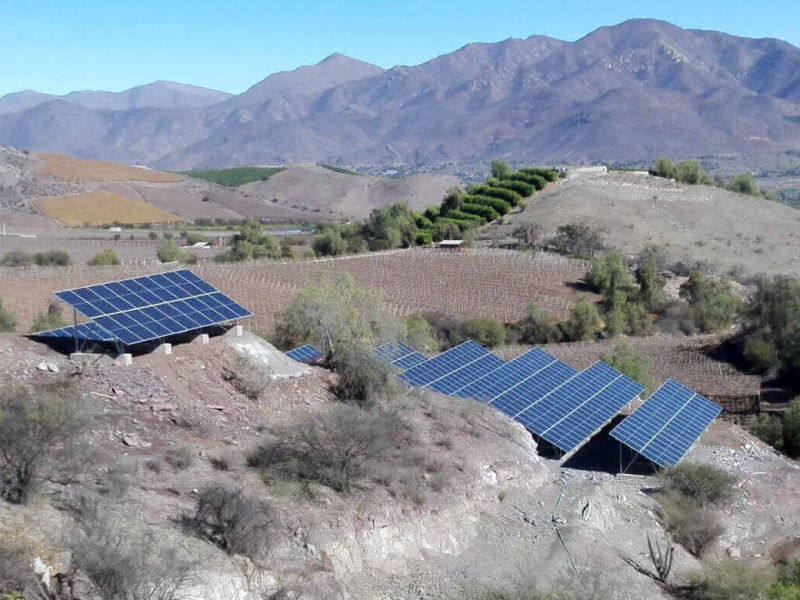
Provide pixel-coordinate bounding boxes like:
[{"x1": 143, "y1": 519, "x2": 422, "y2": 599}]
[
  {"x1": 240, "y1": 164, "x2": 461, "y2": 218},
  {"x1": 491, "y1": 169, "x2": 800, "y2": 277}
]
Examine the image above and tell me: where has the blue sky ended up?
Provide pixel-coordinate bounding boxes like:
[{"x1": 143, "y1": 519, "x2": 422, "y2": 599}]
[{"x1": 1, "y1": 0, "x2": 797, "y2": 97}]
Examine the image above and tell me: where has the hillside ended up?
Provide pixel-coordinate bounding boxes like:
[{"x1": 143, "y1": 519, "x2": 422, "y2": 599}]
[
  {"x1": 240, "y1": 164, "x2": 462, "y2": 218},
  {"x1": 491, "y1": 169, "x2": 800, "y2": 277},
  {"x1": 0, "y1": 19, "x2": 799, "y2": 175}
]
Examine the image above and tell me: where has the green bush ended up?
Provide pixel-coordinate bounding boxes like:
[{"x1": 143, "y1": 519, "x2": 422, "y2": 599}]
[
  {"x1": 312, "y1": 228, "x2": 348, "y2": 256},
  {"x1": 0, "y1": 298, "x2": 16, "y2": 332},
  {"x1": 33, "y1": 250, "x2": 71, "y2": 266},
  {"x1": 0, "y1": 251, "x2": 34, "y2": 267},
  {"x1": 685, "y1": 560, "x2": 771, "y2": 600},
  {"x1": 599, "y1": 342, "x2": 657, "y2": 398},
  {"x1": 490, "y1": 160, "x2": 512, "y2": 180},
  {"x1": 30, "y1": 301, "x2": 67, "y2": 333},
  {"x1": 509, "y1": 172, "x2": 547, "y2": 190},
  {"x1": 726, "y1": 174, "x2": 758, "y2": 196},
  {"x1": 443, "y1": 209, "x2": 484, "y2": 224},
  {"x1": 518, "y1": 167, "x2": 558, "y2": 182},
  {"x1": 751, "y1": 413, "x2": 784, "y2": 450},
  {"x1": 486, "y1": 177, "x2": 536, "y2": 197},
  {"x1": 659, "y1": 462, "x2": 737, "y2": 506},
  {"x1": 460, "y1": 203, "x2": 499, "y2": 222},
  {"x1": 330, "y1": 348, "x2": 400, "y2": 408},
  {"x1": 468, "y1": 184, "x2": 523, "y2": 206},
  {"x1": 463, "y1": 194, "x2": 512, "y2": 215},
  {"x1": 515, "y1": 304, "x2": 563, "y2": 344},
  {"x1": 416, "y1": 230, "x2": 433, "y2": 245},
  {"x1": 156, "y1": 239, "x2": 182, "y2": 263},
  {"x1": 679, "y1": 272, "x2": 739, "y2": 333},
  {"x1": 87, "y1": 249, "x2": 120, "y2": 266},
  {"x1": 561, "y1": 299, "x2": 603, "y2": 341},
  {"x1": 457, "y1": 317, "x2": 506, "y2": 348}
]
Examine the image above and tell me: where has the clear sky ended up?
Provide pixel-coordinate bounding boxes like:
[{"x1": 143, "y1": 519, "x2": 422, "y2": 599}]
[{"x1": 1, "y1": 0, "x2": 797, "y2": 97}]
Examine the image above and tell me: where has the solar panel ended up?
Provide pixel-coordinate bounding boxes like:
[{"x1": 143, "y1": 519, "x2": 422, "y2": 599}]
[
  {"x1": 397, "y1": 341, "x2": 490, "y2": 388},
  {"x1": 610, "y1": 379, "x2": 721, "y2": 467},
  {"x1": 286, "y1": 344, "x2": 324, "y2": 363},
  {"x1": 427, "y1": 352, "x2": 505, "y2": 395},
  {"x1": 488, "y1": 360, "x2": 578, "y2": 418},
  {"x1": 515, "y1": 361, "x2": 644, "y2": 454},
  {"x1": 52, "y1": 269, "x2": 251, "y2": 346},
  {"x1": 375, "y1": 340, "x2": 417, "y2": 364},
  {"x1": 453, "y1": 348, "x2": 560, "y2": 402},
  {"x1": 391, "y1": 351, "x2": 428, "y2": 369},
  {"x1": 30, "y1": 322, "x2": 116, "y2": 342}
]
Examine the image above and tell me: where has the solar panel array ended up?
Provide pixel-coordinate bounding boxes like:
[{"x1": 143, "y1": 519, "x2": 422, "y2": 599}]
[
  {"x1": 286, "y1": 344, "x2": 324, "y2": 363},
  {"x1": 610, "y1": 379, "x2": 721, "y2": 467},
  {"x1": 34, "y1": 269, "x2": 251, "y2": 346},
  {"x1": 372, "y1": 340, "x2": 716, "y2": 464}
]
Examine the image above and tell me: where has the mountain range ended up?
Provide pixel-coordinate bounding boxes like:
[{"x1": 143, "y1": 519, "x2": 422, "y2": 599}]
[{"x1": 1, "y1": 19, "x2": 799, "y2": 173}]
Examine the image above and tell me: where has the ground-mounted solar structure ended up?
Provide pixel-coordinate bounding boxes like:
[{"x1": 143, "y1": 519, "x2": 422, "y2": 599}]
[
  {"x1": 375, "y1": 340, "x2": 428, "y2": 369},
  {"x1": 286, "y1": 344, "x2": 324, "y2": 363},
  {"x1": 610, "y1": 379, "x2": 722, "y2": 469},
  {"x1": 397, "y1": 340, "x2": 500, "y2": 388},
  {"x1": 31, "y1": 269, "x2": 251, "y2": 352}
]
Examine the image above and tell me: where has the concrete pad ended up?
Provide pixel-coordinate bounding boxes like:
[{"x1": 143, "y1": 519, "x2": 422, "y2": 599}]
[
  {"x1": 192, "y1": 333, "x2": 209, "y2": 345},
  {"x1": 70, "y1": 352, "x2": 132, "y2": 366},
  {"x1": 153, "y1": 343, "x2": 172, "y2": 355}
]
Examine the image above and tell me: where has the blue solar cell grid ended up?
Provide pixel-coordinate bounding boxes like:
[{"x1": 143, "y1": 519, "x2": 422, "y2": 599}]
[
  {"x1": 488, "y1": 360, "x2": 578, "y2": 418},
  {"x1": 610, "y1": 379, "x2": 721, "y2": 467},
  {"x1": 375, "y1": 340, "x2": 417, "y2": 364},
  {"x1": 391, "y1": 351, "x2": 428, "y2": 369},
  {"x1": 52, "y1": 269, "x2": 251, "y2": 346},
  {"x1": 286, "y1": 344, "x2": 324, "y2": 363},
  {"x1": 515, "y1": 361, "x2": 643, "y2": 453},
  {"x1": 428, "y1": 353, "x2": 505, "y2": 395},
  {"x1": 397, "y1": 341, "x2": 489, "y2": 388},
  {"x1": 31, "y1": 322, "x2": 115, "y2": 342},
  {"x1": 454, "y1": 348, "x2": 559, "y2": 402}
]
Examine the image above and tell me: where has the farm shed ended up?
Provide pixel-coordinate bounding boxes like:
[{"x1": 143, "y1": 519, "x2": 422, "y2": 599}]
[{"x1": 438, "y1": 239, "x2": 464, "y2": 251}]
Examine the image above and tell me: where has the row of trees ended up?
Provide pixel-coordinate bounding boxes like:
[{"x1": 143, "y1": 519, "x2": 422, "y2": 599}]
[{"x1": 653, "y1": 157, "x2": 774, "y2": 200}]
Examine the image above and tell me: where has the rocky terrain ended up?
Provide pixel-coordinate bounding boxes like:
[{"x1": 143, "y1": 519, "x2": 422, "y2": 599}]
[
  {"x1": 1, "y1": 330, "x2": 797, "y2": 598},
  {"x1": 1, "y1": 20, "x2": 799, "y2": 175}
]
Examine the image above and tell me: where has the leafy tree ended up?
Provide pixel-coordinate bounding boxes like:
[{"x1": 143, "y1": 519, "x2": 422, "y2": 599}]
[
  {"x1": 432, "y1": 221, "x2": 461, "y2": 242},
  {"x1": 0, "y1": 297, "x2": 16, "y2": 332},
  {"x1": 441, "y1": 187, "x2": 465, "y2": 213},
  {"x1": 654, "y1": 157, "x2": 676, "y2": 179},
  {"x1": 675, "y1": 160, "x2": 710, "y2": 185},
  {"x1": 273, "y1": 273, "x2": 398, "y2": 362},
  {"x1": 403, "y1": 314, "x2": 437, "y2": 352},
  {"x1": 87, "y1": 249, "x2": 120, "y2": 266},
  {"x1": 251, "y1": 235, "x2": 280, "y2": 259},
  {"x1": 363, "y1": 203, "x2": 418, "y2": 250},
  {"x1": 636, "y1": 259, "x2": 665, "y2": 312},
  {"x1": 679, "y1": 272, "x2": 739, "y2": 333},
  {"x1": 599, "y1": 343, "x2": 656, "y2": 399},
  {"x1": 562, "y1": 299, "x2": 603, "y2": 341},
  {"x1": 551, "y1": 223, "x2": 604, "y2": 257},
  {"x1": 280, "y1": 236, "x2": 297, "y2": 259},
  {"x1": 585, "y1": 252, "x2": 634, "y2": 298},
  {"x1": 312, "y1": 227, "x2": 348, "y2": 256},
  {"x1": 231, "y1": 240, "x2": 254, "y2": 261},
  {"x1": 490, "y1": 160, "x2": 512, "y2": 180},
  {"x1": 516, "y1": 304, "x2": 563, "y2": 344}
]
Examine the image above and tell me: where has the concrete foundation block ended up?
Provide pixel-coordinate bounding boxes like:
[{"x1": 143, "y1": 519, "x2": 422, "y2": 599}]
[
  {"x1": 225, "y1": 325, "x2": 244, "y2": 337},
  {"x1": 193, "y1": 333, "x2": 209, "y2": 345},
  {"x1": 153, "y1": 343, "x2": 172, "y2": 355}
]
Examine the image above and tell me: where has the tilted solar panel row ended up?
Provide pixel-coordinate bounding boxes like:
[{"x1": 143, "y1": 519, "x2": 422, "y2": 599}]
[
  {"x1": 34, "y1": 269, "x2": 251, "y2": 346},
  {"x1": 610, "y1": 379, "x2": 721, "y2": 467},
  {"x1": 374, "y1": 340, "x2": 429, "y2": 370},
  {"x1": 286, "y1": 344, "x2": 324, "y2": 363},
  {"x1": 398, "y1": 340, "x2": 493, "y2": 388}
]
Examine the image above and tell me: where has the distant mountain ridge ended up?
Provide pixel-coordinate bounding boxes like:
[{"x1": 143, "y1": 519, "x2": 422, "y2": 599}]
[{"x1": 1, "y1": 19, "x2": 799, "y2": 173}]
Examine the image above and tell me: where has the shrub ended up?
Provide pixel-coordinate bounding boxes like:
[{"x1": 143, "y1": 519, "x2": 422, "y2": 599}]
[
  {"x1": 0, "y1": 250, "x2": 34, "y2": 267},
  {"x1": 725, "y1": 174, "x2": 758, "y2": 196},
  {"x1": 599, "y1": 342, "x2": 657, "y2": 398},
  {"x1": 156, "y1": 239, "x2": 182, "y2": 263},
  {"x1": 561, "y1": 299, "x2": 603, "y2": 341},
  {"x1": 490, "y1": 159, "x2": 512, "y2": 179},
  {"x1": 163, "y1": 231, "x2": 173, "y2": 239},
  {"x1": 312, "y1": 228, "x2": 348, "y2": 256},
  {"x1": 248, "y1": 404, "x2": 400, "y2": 493},
  {"x1": 403, "y1": 313, "x2": 438, "y2": 352},
  {"x1": 463, "y1": 193, "x2": 512, "y2": 215},
  {"x1": 228, "y1": 359, "x2": 269, "y2": 400},
  {"x1": 550, "y1": 223, "x2": 604, "y2": 257},
  {"x1": 657, "y1": 490, "x2": 725, "y2": 557},
  {"x1": 148, "y1": 231, "x2": 158, "y2": 240},
  {"x1": 87, "y1": 249, "x2": 120, "y2": 266},
  {"x1": 486, "y1": 177, "x2": 535, "y2": 197},
  {"x1": 659, "y1": 462, "x2": 737, "y2": 506},
  {"x1": 685, "y1": 560, "x2": 771, "y2": 600},
  {"x1": 330, "y1": 348, "x2": 399, "y2": 408},
  {"x1": 467, "y1": 184, "x2": 523, "y2": 206},
  {"x1": 180, "y1": 485, "x2": 275, "y2": 559},
  {"x1": 443, "y1": 209, "x2": 484, "y2": 224},
  {"x1": 29, "y1": 300, "x2": 67, "y2": 333},
  {"x1": 750, "y1": 413, "x2": 784, "y2": 450},
  {"x1": 679, "y1": 272, "x2": 740, "y2": 333},
  {"x1": 457, "y1": 317, "x2": 506, "y2": 348},
  {"x1": 515, "y1": 304, "x2": 563, "y2": 344},
  {"x1": 0, "y1": 382, "x2": 80, "y2": 503},
  {"x1": 460, "y1": 202, "x2": 499, "y2": 222},
  {"x1": 509, "y1": 172, "x2": 546, "y2": 190},
  {"x1": 164, "y1": 443, "x2": 194, "y2": 469},
  {"x1": 0, "y1": 298, "x2": 17, "y2": 332},
  {"x1": 33, "y1": 250, "x2": 71, "y2": 266},
  {"x1": 70, "y1": 505, "x2": 200, "y2": 600}
]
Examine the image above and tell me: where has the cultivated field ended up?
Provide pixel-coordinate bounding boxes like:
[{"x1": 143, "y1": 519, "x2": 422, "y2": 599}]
[
  {"x1": 0, "y1": 248, "x2": 589, "y2": 335},
  {"x1": 35, "y1": 152, "x2": 183, "y2": 182},
  {"x1": 35, "y1": 190, "x2": 183, "y2": 226}
]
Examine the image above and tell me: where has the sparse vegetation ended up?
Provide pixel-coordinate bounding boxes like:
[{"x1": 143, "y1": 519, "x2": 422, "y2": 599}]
[
  {"x1": 653, "y1": 157, "x2": 774, "y2": 199},
  {"x1": 550, "y1": 223, "x2": 605, "y2": 258},
  {"x1": 182, "y1": 166, "x2": 285, "y2": 187},
  {"x1": 156, "y1": 239, "x2": 196, "y2": 264},
  {"x1": 679, "y1": 271, "x2": 739, "y2": 333},
  {"x1": 87, "y1": 248, "x2": 120, "y2": 266},
  {"x1": 0, "y1": 297, "x2": 17, "y2": 332},
  {"x1": 29, "y1": 300, "x2": 68, "y2": 333},
  {"x1": 750, "y1": 398, "x2": 800, "y2": 458}
]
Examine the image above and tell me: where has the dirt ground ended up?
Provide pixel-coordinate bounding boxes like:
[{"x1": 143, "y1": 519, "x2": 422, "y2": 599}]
[{"x1": 1, "y1": 331, "x2": 797, "y2": 599}]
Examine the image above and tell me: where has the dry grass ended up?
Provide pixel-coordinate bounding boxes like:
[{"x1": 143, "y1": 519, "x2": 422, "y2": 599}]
[
  {"x1": 37, "y1": 191, "x2": 183, "y2": 226},
  {"x1": 35, "y1": 152, "x2": 183, "y2": 182}
]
